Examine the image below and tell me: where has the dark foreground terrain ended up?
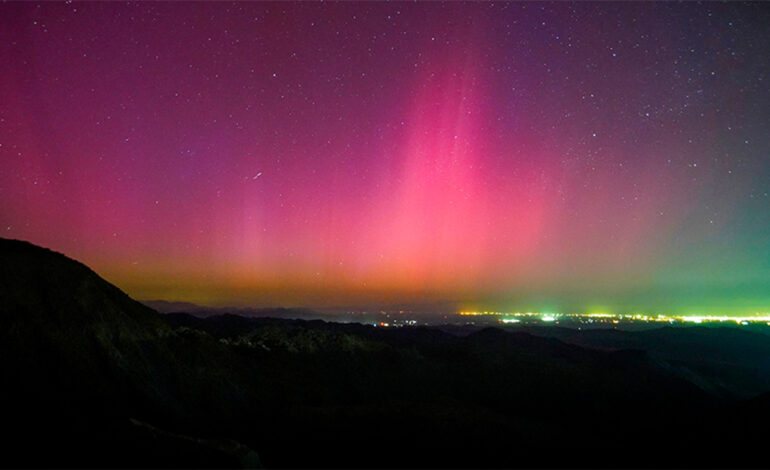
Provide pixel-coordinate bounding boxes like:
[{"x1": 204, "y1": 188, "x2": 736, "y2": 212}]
[{"x1": 1, "y1": 237, "x2": 768, "y2": 468}]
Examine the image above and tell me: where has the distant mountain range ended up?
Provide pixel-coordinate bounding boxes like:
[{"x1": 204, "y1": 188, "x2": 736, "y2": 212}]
[
  {"x1": 1, "y1": 237, "x2": 768, "y2": 468},
  {"x1": 142, "y1": 299, "x2": 324, "y2": 320}
]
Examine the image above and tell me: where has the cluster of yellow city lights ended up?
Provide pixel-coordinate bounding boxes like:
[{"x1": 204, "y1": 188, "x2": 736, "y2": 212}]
[{"x1": 458, "y1": 311, "x2": 770, "y2": 325}]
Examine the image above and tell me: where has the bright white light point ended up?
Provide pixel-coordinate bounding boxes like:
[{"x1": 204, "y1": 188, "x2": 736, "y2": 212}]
[{"x1": 253, "y1": 172, "x2": 262, "y2": 179}]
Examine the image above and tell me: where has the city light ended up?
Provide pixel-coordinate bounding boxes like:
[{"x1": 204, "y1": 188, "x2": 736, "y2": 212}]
[{"x1": 457, "y1": 311, "x2": 770, "y2": 325}]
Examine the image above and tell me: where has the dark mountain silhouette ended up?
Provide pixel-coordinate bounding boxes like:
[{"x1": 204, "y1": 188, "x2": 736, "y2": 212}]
[
  {"x1": 0, "y1": 239, "x2": 261, "y2": 468},
  {"x1": 141, "y1": 299, "x2": 209, "y2": 314},
  {"x1": 143, "y1": 299, "x2": 325, "y2": 320},
  {"x1": 1, "y1": 237, "x2": 769, "y2": 468}
]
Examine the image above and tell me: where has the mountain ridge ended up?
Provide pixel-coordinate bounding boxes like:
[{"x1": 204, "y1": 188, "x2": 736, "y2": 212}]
[{"x1": 1, "y1": 237, "x2": 768, "y2": 468}]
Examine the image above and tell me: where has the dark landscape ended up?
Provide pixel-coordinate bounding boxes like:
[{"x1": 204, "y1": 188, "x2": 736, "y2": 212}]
[{"x1": 2, "y1": 238, "x2": 769, "y2": 468}]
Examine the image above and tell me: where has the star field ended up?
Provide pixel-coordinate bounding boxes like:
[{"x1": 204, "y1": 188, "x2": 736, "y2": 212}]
[{"x1": 1, "y1": 2, "x2": 768, "y2": 313}]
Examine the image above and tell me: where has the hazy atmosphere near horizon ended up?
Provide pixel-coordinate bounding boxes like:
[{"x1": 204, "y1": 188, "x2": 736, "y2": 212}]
[{"x1": 1, "y1": 1, "x2": 769, "y2": 314}]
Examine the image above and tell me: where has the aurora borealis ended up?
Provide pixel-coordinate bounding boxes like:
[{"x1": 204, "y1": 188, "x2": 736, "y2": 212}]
[{"x1": 1, "y1": 2, "x2": 769, "y2": 314}]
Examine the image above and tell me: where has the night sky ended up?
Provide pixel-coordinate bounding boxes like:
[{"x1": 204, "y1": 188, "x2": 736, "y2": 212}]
[{"x1": 1, "y1": 2, "x2": 769, "y2": 314}]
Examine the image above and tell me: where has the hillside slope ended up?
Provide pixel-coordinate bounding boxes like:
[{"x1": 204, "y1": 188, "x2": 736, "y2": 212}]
[
  {"x1": 0, "y1": 239, "x2": 259, "y2": 467},
  {"x1": 1, "y1": 237, "x2": 768, "y2": 468}
]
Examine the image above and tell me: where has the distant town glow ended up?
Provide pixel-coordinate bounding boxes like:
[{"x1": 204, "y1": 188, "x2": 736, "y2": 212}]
[{"x1": 458, "y1": 311, "x2": 770, "y2": 325}]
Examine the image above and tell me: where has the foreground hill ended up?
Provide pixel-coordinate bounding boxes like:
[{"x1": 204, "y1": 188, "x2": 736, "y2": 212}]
[
  {"x1": 1, "y1": 237, "x2": 768, "y2": 468},
  {"x1": 509, "y1": 325, "x2": 770, "y2": 399},
  {"x1": 0, "y1": 239, "x2": 261, "y2": 467}
]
